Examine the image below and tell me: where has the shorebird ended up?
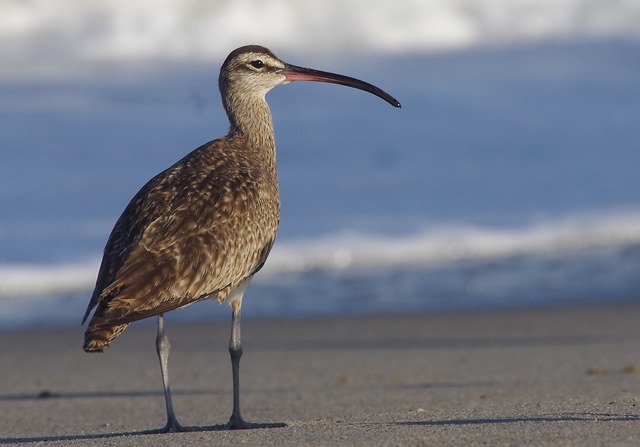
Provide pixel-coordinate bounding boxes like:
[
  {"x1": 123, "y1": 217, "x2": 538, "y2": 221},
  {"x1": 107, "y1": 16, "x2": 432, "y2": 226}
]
[{"x1": 82, "y1": 44, "x2": 400, "y2": 432}]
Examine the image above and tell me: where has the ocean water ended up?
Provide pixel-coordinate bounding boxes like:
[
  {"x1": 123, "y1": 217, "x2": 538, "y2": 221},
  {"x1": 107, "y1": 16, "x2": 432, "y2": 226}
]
[{"x1": 2, "y1": 0, "x2": 640, "y2": 329}]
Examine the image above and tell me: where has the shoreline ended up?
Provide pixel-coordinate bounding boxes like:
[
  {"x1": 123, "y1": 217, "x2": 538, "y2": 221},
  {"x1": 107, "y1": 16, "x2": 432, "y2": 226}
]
[{"x1": 2, "y1": 303, "x2": 640, "y2": 446}]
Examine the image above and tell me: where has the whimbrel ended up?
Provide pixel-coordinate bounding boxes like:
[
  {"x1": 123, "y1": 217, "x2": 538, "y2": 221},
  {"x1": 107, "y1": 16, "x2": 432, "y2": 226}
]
[{"x1": 82, "y1": 45, "x2": 400, "y2": 431}]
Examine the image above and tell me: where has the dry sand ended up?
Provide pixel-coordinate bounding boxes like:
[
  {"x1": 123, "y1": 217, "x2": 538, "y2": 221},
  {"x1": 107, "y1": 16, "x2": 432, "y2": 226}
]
[{"x1": 2, "y1": 303, "x2": 640, "y2": 446}]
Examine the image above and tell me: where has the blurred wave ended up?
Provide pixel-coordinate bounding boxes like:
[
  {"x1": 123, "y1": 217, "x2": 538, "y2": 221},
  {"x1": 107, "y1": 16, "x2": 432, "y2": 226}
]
[
  {"x1": 2, "y1": 0, "x2": 639, "y2": 77},
  {"x1": 2, "y1": 211, "x2": 639, "y2": 300}
]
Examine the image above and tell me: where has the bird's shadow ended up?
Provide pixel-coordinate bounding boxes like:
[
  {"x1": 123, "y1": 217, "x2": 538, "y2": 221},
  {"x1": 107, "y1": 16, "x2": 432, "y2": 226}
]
[
  {"x1": 395, "y1": 412, "x2": 640, "y2": 426},
  {"x1": 0, "y1": 422, "x2": 287, "y2": 444},
  {"x1": 2, "y1": 412, "x2": 638, "y2": 443},
  {"x1": 0, "y1": 389, "x2": 219, "y2": 402},
  {"x1": 0, "y1": 389, "x2": 286, "y2": 444}
]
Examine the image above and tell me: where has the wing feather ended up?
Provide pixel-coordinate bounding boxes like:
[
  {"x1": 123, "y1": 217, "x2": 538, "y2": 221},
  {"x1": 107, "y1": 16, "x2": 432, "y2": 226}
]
[{"x1": 83, "y1": 137, "x2": 279, "y2": 327}]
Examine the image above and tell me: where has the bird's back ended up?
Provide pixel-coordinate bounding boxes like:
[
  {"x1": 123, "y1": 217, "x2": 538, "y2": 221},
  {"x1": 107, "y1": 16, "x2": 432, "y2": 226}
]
[{"x1": 83, "y1": 135, "x2": 279, "y2": 351}]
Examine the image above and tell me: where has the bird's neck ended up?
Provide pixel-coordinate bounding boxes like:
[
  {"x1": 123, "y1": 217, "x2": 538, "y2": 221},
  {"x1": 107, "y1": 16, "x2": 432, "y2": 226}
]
[{"x1": 224, "y1": 92, "x2": 276, "y2": 156}]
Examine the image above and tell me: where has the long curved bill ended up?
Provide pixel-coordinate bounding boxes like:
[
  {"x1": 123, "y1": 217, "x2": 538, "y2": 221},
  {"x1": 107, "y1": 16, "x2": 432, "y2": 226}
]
[{"x1": 283, "y1": 63, "x2": 401, "y2": 108}]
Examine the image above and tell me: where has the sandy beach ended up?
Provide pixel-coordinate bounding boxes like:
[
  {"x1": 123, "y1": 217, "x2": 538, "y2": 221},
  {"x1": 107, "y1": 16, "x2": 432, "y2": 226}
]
[{"x1": 2, "y1": 303, "x2": 640, "y2": 446}]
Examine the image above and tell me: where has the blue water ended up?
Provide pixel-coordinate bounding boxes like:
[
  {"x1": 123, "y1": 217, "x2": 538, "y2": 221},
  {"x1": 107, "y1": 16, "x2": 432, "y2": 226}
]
[{"x1": 2, "y1": 16, "x2": 640, "y2": 329}]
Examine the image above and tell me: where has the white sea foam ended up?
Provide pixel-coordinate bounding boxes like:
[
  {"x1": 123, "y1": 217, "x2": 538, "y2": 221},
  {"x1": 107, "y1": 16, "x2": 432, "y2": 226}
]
[
  {"x1": 2, "y1": 211, "x2": 639, "y2": 300},
  {"x1": 263, "y1": 212, "x2": 640, "y2": 273},
  {"x1": 0, "y1": 262, "x2": 98, "y2": 300},
  {"x1": 2, "y1": 0, "x2": 639, "y2": 77}
]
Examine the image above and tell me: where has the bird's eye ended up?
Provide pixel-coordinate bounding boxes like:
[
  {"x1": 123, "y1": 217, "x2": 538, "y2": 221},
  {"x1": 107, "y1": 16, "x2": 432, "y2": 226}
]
[{"x1": 249, "y1": 60, "x2": 264, "y2": 69}]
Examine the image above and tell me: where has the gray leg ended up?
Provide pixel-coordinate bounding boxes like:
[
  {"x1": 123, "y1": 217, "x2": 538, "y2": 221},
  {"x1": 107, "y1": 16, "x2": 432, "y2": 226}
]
[
  {"x1": 156, "y1": 314, "x2": 183, "y2": 432},
  {"x1": 227, "y1": 301, "x2": 248, "y2": 429}
]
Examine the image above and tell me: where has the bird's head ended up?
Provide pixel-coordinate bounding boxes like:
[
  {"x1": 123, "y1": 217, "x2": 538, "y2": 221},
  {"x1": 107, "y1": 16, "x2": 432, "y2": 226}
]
[
  {"x1": 219, "y1": 45, "x2": 401, "y2": 108},
  {"x1": 219, "y1": 45, "x2": 287, "y2": 98}
]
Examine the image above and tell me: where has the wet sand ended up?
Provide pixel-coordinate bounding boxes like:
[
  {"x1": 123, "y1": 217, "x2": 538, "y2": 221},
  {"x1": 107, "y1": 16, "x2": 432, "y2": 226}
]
[{"x1": 2, "y1": 303, "x2": 640, "y2": 446}]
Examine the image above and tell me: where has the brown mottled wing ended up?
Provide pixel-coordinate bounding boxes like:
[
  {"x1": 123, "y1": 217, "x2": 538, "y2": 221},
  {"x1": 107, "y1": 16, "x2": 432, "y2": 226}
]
[{"x1": 82, "y1": 137, "x2": 279, "y2": 326}]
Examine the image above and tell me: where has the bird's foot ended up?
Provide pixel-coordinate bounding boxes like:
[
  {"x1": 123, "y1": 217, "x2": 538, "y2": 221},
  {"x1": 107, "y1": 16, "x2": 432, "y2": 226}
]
[
  {"x1": 160, "y1": 418, "x2": 185, "y2": 433},
  {"x1": 226, "y1": 413, "x2": 250, "y2": 430},
  {"x1": 226, "y1": 414, "x2": 286, "y2": 430}
]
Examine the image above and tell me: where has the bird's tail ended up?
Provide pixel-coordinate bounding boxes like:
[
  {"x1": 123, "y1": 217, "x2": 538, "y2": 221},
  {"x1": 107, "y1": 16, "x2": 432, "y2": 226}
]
[{"x1": 83, "y1": 321, "x2": 129, "y2": 353}]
